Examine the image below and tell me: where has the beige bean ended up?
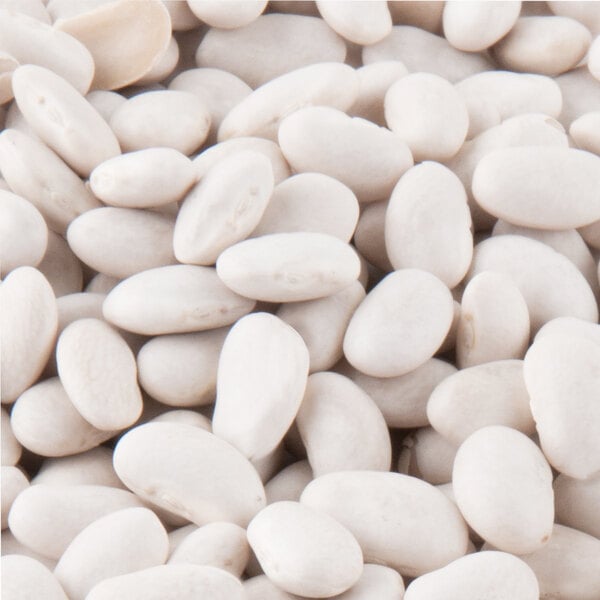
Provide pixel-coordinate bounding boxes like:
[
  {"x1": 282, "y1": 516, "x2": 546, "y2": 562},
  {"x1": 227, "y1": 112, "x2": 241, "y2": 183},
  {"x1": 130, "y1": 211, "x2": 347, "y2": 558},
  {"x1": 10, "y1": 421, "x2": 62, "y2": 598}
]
[
  {"x1": 103, "y1": 264, "x2": 256, "y2": 335},
  {"x1": 219, "y1": 63, "x2": 359, "y2": 142},
  {"x1": 31, "y1": 446, "x2": 124, "y2": 489},
  {"x1": 10, "y1": 377, "x2": 115, "y2": 457},
  {"x1": 109, "y1": 90, "x2": 211, "y2": 154},
  {"x1": 1, "y1": 555, "x2": 68, "y2": 600},
  {"x1": 248, "y1": 501, "x2": 363, "y2": 598},
  {"x1": 1, "y1": 408, "x2": 21, "y2": 466},
  {"x1": 428, "y1": 360, "x2": 535, "y2": 444},
  {"x1": 493, "y1": 16, "x2": 592, "y2": 76},
  {"x1": 524, "y1": 333, "x2": 600, "y2": 479},
  {"x1": 217, "y1": 232, "x2": 360, "y2": 303},
  {"x1": 168, "y1": 522, "x2": 249, "y2": 576},
  {"x1": 456, "y1": 272, "x2": 530, "y2": 368},
  {"x1": 67, "y1": 207, "x2": 176, "y2": 279},
  {"x1": 8, "y1": 484, "x2": 145, "y2": 559},
  {"x1": 138, "y1": 328, "x2": 228, "y2": 408},
  {"x1": 86, "y1": 564, "x2": 245, "y2": 600},
  {"x1": 0, "y1": 129, "x2": 101, "y2": 234},
  {"x1": 193, "y1": 136, "x2": 291, "y2": 184},
  {"x1": 404, "y1": 551, "x2": 539, "y2": 600},
  {"x1": 56, "y1": 318, "x2": 141, "y2": 430},
  {"x1": 301, "y1": 471, "x2": 469, "y2": 577},
  {"x1": 297, "y1": 372, "x2": 391, "y2": 476},
  {"x1": 55, "y1": 0, "x2": 171, "y2": 91},
  {"x1": 0, "y1": 190, "x2": 48, "y2": 277},
  {"x1": 279, "y1": 106, "x2": 413, "y2": 203},
  {"x1": 340, "y1": 358, "x2": 457, "y2": 428},
  {"x1": 1, "y1": 466, "x2": 28, "y2": 529},
  {"x1": 363, "y1": 25, "x2": 493, "y2": 82},
  {"x1": 0, "y1": 8, "x2": 94, "y2": 94},
  {"x1": 54, "y1": 507, "x2": 168, "y2": 600},
  {"x1": 252, "y1": 173, "x2": 359, "y2": 242},
  {"x1": 0, "y1": 51, "x2": 18, "y2": 106},
  {"x1": 344, "y1": 269, "x2": 454, "y2": 378},
  {"x1": 90, "y1": 148, "x2": 195, "y2": 208},
  {"x1": 453, "y1": 425, "x2": 554, "y2": 554},
  {"x1": 37, "y1": 231, "x2": 83, "y2": 298},
  {"x1": 385, "y1": 161, "x2": 472, "y2": 287},
  {"x1": 443, "y1": 2, "x2": 521, "y2": 51},
  {"x1": 1, "y1": 267, "x2": 57, "y2": 403},
  {"x1": 316, "y1": 1, "x2": 392, "y2": 45},
  {"x1": 175, "y1": 151, "x2": 274, "y2": 265},
  {"x1": 195, "y1": 13, "x2": 346, "y2": 88},
  {"x1": 113, "y1": 422, "x2": 266, "y2": 527},
  {"x1": 213, "y1": 312, "x2": 309, "y2": 460},
  {"x1": 468, "y1": 235, "x2": 598, "y2": 332}
]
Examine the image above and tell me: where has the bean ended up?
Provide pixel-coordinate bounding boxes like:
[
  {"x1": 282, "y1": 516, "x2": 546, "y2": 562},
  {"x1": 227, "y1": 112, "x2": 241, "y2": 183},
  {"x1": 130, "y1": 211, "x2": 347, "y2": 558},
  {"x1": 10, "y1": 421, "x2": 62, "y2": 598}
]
[{"x1": 452, "y1": 425, "x2": 554, "y2": 554}]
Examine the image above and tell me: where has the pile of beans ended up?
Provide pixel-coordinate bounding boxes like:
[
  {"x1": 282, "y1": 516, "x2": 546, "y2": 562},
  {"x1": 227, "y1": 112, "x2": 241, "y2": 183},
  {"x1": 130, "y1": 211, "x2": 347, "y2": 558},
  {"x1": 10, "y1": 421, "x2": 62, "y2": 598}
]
[{"x1": 2, "y1": 1, "x2": 600, "y2": 598}]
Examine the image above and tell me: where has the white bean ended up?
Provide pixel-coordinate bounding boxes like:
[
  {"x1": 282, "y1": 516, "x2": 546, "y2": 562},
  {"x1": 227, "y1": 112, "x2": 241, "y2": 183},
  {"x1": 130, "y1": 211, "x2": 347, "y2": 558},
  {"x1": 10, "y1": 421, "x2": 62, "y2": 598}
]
[
  {"x1": 247, "y1": 501, "x2": 363, "y2": 598},
  {"x1": 0, "y1": 190, "x2": 48, "y2": 276},
  {"x1": 11, "y1": 65, "x2": 121, "y2": 177},
  {"x1": 404, "y1": 551, "x2": 538, "y2": 600},
  {"x1": 54, "y1": 0, "x2": 171, "y2": 91},
  {"x1": 1, "y1": 267, "x2": 57, "y2": 403},
  {"x1": 56, "y1": 318, "x2": 142, "y2": 431},
  {"x1": 10, "y1": 377, "x2": 115, "y2": 456},
  {"x1": 344, "y1": 269, "x2": 454, "y2": 377},
  {"x1": 89, "y1": 148, "x2": 195, "y2": 208},
  {"x1": 452, "y1": 425, "x2": 554, "y2": 554},
  {"x1": 86, "y1": 564, "x2": 245, "y2": 600},
  {"x1": 113, "y1": 422, "x2": 266, "y2": 526},
  {"x1": 213, "y1": 312, "x2": 309, "y2": 460},
  {"x1": 1, "y1": 555, "x2": 68, "y2": 600},
  {"x1": 54, "y1": 507, "x2": 169, "y2": 600},
  {"x1": 218, "y1": 63, "x2": 359, "y2": 142},
  {"x1": 8, "y1": 484, "x2": 145, "y2": 559},
  {"x1": 102, "y1": 264, "x2": 255, "y2": 335},
  {"x1": 296, "y1": 372, "x2": 391, "y2": 476},
  {"x1": 385, "y1": 161, "x2": 472, "y2": 287},
  {"x1": 524, "y1": 333, "x2": 600, "y2": 479},
  {"x1": 195, "y1": 13, "x2": 346, "y2": 88},
  {"x1": 443, "y1": 1, "x2": 521, "y2": 51},
  {"x1": 175, "y1": 151, "x2": 274, "y2": 265},
  {"x1": 216, "y1": 232, "x2": 360, "y2": 303},
  {"x1": 301, "y1": 471, "x2": 469, "y2": 577}
]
